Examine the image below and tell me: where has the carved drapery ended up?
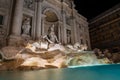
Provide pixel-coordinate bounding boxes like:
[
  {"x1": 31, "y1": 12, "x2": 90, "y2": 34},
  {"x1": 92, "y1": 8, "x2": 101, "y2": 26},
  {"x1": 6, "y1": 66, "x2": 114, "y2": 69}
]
[{"x1": 21, "y1": 16, "x2": 32, "y2": 36}]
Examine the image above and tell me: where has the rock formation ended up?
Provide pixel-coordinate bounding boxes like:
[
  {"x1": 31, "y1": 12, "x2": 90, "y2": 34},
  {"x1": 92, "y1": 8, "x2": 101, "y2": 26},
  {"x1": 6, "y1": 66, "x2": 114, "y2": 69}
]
[{"x1": 0, "y1": 40, "x2": 119, "y2": 71}]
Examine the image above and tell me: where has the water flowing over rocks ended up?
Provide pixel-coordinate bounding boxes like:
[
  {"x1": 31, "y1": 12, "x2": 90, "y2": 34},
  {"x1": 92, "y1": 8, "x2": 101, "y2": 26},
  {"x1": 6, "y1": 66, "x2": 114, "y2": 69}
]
[{"x1": 67, "y1": 51, "x2": 111, "y2": 66}]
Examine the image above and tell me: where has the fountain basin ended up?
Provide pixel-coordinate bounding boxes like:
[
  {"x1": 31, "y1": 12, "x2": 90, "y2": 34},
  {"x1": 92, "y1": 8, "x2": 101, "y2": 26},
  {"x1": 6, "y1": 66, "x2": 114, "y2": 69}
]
[{"x1": 0, "y1": 64, "x2": 120, "y2": 80}]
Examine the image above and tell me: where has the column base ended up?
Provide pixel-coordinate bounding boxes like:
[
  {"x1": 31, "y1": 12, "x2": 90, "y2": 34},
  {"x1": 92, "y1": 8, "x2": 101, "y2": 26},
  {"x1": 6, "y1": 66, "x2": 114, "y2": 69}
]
[{"x1": 8, "y1": 35, "x2": 24, "y2": 46}]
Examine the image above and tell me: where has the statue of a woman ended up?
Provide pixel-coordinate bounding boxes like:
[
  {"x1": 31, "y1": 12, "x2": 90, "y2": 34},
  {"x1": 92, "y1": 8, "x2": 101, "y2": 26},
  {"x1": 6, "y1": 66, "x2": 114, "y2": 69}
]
[{"x1": 22, "y1": 18, "x2": 31, "y2": 35}]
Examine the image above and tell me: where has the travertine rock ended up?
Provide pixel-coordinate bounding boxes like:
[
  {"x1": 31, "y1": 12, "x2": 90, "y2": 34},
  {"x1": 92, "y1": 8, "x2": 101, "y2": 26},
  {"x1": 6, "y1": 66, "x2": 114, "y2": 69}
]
[
  {"x1": 0, "y1": 46, "x2": 20, "y2": 60},
  {"x1": 112, "y1": 53, "x2": 120, "y2": 63},
  {"x1": 21, "y1": 57, "x2": 48, "y2": 67},
  {"x1": 48, "y1": 44, "x2": 65, "y2": 51},
  {"x1": 0, "y1": 40, "x2": 118, "y2": 71},
  {"x1": 0, "y1": 59, "x2": 24, "y2": 70}
]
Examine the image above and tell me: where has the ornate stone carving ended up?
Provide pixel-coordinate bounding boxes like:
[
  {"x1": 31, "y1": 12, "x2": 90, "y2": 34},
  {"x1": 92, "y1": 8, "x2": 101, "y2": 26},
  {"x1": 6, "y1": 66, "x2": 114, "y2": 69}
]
[
  {"x1": 64, "y1": 0, "x2": 72, "y2": 8},
  {"x1": 24, "y1": 0, "x2": 35, "y2": 10},
  {"x1": 66, "y1": 16, "x2": 72, "y2": 26},
  {"x1": 21, "y1": 17, "x2": 32, "y2": 40},
  {"x1": 43, "y1": 24, "x2": 59, "y2": 44}
]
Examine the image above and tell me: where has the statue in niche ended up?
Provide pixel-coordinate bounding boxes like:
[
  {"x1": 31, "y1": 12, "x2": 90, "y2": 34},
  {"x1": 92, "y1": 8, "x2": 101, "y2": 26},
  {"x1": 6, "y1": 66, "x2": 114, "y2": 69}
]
[
  {"x1": 43, "y1": 24, "x2": 59, "y2": 44},
  {"x1": 22, "y1": 17, "x2": 31, "y2": 36}
]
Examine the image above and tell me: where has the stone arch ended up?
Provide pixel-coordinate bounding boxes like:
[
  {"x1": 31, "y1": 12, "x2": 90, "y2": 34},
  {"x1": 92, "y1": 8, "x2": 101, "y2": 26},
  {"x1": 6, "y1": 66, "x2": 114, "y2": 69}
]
[
  {"x1": 41, "y1": 7, "x2": 62, "y2": 41},
  {"x1": 42, "y1": 7, "x2": 62, "y2": 21}
]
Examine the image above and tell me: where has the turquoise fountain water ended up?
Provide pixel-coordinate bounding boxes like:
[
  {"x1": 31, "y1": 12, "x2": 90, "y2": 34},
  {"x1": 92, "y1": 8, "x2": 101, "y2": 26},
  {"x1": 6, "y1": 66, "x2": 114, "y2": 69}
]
[{"x1": 0, "y1": 64, "x2": 120, "y2": 80}]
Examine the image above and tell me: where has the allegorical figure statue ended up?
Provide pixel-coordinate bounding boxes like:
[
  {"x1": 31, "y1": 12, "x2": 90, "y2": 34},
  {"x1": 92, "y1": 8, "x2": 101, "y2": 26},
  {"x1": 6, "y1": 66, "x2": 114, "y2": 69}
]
[
  {"x1": 43, "y1": 24, "x2": 59, "y2": 44},
  {"x1": 22, "y1": 18, "x2": 31, "y2": 35}
]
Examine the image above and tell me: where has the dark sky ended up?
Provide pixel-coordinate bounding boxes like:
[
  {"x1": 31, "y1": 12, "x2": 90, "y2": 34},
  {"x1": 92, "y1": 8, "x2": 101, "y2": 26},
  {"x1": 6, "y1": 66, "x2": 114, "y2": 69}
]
[{"x1": 74, "y1": 0, "x2": 120, "y2": 20}]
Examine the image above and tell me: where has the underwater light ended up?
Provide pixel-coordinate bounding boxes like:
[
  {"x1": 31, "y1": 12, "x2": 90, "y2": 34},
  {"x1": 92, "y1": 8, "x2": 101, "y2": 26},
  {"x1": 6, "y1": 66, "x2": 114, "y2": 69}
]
[{"x1": 68, "y1": 64, "x2": 113, "y2": 68}]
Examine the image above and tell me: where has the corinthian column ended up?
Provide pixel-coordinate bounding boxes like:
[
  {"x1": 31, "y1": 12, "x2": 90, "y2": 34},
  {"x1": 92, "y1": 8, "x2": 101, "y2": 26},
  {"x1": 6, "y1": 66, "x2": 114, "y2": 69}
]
[
  {"x1": 62, "y1": 12, "x2": 67, "y2": 44},
  {"x1": 36, "y1": 0, "x2": 43, "y2": 39},
  {"x1": 9, "y1": 0, "x2": 24, "y2": 46},
  {"x1": 11, "y1": 0, "x2": 24, "y2": 36}
]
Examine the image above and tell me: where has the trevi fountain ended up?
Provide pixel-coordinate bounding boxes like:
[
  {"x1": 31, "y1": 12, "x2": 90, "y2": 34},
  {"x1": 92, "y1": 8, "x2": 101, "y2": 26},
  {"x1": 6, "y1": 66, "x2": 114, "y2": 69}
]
[
  {"x1": 0, "y1": 23, "x2": 117, "y2": 70},
  {"x1": 0, "y1": 33, "x2": 112, "y2": 71},
  {"x1": 0, "y1": 0, "x2": 120, "y2": 80}
]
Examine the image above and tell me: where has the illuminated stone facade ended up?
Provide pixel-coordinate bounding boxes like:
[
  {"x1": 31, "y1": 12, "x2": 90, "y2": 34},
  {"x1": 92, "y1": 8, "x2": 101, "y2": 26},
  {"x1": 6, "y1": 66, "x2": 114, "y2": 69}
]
[
  {"x1": 0, "y1": 0, "x2": 90, "y2": 49},
  {"x1": 89, "y1": 3, "x2": 120, "y2": 49}
]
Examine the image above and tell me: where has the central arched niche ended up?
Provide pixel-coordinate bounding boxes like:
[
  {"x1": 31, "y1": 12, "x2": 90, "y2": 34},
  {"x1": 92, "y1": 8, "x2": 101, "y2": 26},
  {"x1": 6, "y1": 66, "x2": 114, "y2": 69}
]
[
  {"x1": 44, "y1": 10, "x2": 60, "y2": 40},
  {"x1": 44, "y1": 10, "x2": 58, "y2": 22}
]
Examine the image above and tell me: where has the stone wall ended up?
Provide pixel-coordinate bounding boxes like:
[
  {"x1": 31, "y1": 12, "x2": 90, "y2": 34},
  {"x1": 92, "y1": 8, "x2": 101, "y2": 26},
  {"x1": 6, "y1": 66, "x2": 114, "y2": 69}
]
[{"x1": 0, "y1": 0, "x2": 13, "y2": 48}]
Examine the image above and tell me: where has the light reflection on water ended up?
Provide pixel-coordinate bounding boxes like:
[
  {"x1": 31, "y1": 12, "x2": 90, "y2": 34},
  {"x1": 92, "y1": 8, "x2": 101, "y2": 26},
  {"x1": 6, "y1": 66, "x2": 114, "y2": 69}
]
[{"x1": 0, "y1": 64, "x2": 120, "y2": 80}]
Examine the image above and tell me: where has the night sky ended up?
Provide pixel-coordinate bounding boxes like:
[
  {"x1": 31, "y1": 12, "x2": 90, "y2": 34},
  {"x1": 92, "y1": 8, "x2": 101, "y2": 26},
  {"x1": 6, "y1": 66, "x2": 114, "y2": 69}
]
[{"x1": 74, "y1": 0, "x2": 120, "y2": 20}]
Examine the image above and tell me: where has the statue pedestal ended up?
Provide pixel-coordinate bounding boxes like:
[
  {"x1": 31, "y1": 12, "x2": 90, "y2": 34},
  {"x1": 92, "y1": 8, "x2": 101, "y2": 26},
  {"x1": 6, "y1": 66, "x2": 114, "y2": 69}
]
[{"x1": 21, "y1": 34, "x2": 31, "y2": 40}]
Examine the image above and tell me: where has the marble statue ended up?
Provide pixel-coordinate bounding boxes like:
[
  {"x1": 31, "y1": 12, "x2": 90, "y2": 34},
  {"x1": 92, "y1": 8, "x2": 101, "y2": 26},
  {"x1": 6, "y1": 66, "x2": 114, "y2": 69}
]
[
  {"x1": 22, "y1": 17, "x2": 31, "y2": 35},
  {"x1": 43, "y1": 24, "x2": 59, "y2": 44}
]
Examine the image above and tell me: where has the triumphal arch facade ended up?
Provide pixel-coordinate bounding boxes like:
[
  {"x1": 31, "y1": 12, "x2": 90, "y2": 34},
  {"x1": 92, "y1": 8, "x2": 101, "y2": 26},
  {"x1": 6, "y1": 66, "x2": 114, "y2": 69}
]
[{"x1": 0, "y1": 0, "x2": 91, "y2": 49}]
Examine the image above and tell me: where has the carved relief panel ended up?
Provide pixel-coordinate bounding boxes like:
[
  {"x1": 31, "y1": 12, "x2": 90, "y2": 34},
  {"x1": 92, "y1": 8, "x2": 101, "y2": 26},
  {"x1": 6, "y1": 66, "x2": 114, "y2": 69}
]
[{"x1": 24, "y1": 0, "x2": 35, "y2": 11}]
